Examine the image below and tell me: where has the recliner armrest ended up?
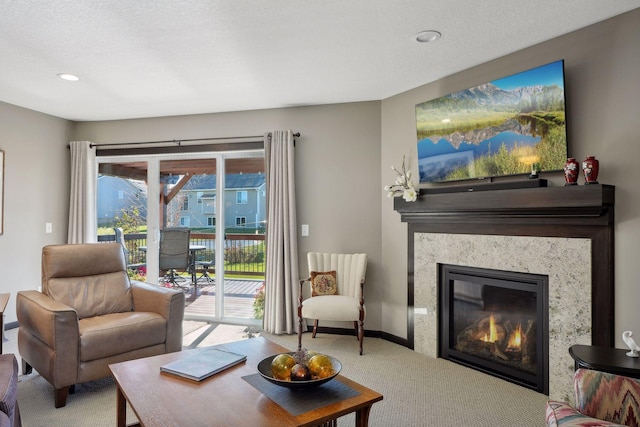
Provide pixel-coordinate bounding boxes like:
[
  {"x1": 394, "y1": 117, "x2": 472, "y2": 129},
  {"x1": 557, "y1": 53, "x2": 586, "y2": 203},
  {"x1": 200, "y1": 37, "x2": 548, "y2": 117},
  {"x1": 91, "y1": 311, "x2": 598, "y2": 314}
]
[
  {"x1": 130, "y1": 281, "x2": 185, "y2": 352},
  {"x1": 130, "y1": 281, "x2": 184, "y2": 318},
  {"x1": 16, "y1": 291, "x2": 79, "y2": 349}
]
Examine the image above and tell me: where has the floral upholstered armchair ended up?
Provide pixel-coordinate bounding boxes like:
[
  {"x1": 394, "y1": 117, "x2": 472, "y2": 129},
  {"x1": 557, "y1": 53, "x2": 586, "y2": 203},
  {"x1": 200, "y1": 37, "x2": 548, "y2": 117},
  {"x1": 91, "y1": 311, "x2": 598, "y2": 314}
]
[{"x1": 546, "y1": 368, "x2": 640, "y2": 426}]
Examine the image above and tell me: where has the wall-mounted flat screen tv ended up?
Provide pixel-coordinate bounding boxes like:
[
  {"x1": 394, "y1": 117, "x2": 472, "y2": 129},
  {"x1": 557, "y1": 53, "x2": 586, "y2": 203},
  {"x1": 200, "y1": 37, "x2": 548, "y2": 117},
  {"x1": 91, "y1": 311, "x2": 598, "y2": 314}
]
[{"x1": 415, "y1": 60, "x2": 567, "y2": 183}]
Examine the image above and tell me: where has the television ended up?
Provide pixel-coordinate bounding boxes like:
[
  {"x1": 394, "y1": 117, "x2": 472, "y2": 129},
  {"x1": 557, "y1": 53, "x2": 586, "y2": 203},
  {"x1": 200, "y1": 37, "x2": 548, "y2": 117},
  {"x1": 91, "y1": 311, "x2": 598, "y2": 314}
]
[{"x1": 415, "y1": 60, "x2": 567, "y2": 184}]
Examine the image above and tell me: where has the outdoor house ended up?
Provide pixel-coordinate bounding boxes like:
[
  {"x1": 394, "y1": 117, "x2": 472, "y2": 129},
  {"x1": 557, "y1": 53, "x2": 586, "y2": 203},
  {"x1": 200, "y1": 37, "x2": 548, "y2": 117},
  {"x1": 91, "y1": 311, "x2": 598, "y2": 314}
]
[
  {"x1": 95, "y1": 173, "x2": 265, "y2": 230},
  {"x1": 178, "y1": 173, "x2": 266, "y2": 230},
  {"x1": 96, "y1": 175, "x2": 148, "y2": 227}
]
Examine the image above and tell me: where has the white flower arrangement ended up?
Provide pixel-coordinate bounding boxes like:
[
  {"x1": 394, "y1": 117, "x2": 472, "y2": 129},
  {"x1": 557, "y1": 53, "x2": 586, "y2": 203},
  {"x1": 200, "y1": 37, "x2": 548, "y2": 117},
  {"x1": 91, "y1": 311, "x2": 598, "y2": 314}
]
[{"x1": 384, "y1": 155, "x2": 418, "y2": 202}]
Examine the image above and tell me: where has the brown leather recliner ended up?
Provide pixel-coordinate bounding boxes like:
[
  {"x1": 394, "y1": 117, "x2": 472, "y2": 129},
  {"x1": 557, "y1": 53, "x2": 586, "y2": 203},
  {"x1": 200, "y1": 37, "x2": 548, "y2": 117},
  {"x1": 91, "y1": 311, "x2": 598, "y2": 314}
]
[{"x1": 16, "y1": 243, "x2": 185, "y2": 408}]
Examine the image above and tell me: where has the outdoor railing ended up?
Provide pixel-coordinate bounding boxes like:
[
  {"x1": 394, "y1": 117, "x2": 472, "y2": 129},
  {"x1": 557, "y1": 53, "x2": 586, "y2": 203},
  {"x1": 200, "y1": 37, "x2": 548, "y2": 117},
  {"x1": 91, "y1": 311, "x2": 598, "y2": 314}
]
[{"x1": 98, "y1": 232, "x2": 265, "y2": 277}]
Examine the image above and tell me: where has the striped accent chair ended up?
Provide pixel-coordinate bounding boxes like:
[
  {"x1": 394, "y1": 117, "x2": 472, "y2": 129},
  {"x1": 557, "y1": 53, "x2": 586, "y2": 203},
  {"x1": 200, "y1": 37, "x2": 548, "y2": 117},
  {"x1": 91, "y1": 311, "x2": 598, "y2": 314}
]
[
  {"x1": 297, "y1": 253, "x2": 368, "y2": 355},
  {"x1": 546, "y1": 369, "x2": 640, "y2": 426}
]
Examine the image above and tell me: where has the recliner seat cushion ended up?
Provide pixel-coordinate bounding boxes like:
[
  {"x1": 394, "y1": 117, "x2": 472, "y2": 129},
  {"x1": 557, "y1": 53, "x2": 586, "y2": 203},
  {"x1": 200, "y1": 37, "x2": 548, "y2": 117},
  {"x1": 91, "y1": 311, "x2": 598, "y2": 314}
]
[
  {"x1": 301, "y1": 295, "x2": 365, "y2": 321},
  {"x1": 79, "y1": 312, "x2": 166, "y2": 362}
]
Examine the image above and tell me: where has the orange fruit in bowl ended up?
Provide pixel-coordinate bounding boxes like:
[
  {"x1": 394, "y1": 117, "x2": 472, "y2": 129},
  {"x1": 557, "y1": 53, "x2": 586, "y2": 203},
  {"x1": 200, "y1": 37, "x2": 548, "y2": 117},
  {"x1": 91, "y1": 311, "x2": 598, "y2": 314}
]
[
  {"x1": 307, "y1": 354, "x2": 334, "y2": 379},
  {"x1": 271, "y1": 353, "x2": 295, "y2": 380}
]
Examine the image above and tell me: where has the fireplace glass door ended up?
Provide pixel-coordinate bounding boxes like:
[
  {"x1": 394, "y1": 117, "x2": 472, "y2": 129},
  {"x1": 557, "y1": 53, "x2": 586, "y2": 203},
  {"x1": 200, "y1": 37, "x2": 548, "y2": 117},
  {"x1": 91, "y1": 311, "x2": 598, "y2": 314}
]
[{"x1": 439, "y1": 264, "x2": 549, "y2": 394}]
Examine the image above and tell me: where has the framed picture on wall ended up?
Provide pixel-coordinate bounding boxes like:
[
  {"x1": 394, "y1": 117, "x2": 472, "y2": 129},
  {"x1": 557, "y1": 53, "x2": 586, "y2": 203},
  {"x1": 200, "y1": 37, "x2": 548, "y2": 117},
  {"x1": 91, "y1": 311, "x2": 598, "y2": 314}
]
[{"x1": 0, "y1": 150, "x2": 4, "y2": 235}]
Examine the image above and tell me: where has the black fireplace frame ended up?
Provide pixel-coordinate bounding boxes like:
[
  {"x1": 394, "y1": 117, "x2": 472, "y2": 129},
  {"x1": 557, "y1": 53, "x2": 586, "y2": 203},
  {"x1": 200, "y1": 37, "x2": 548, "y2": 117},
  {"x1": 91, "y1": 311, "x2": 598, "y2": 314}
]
[
  {"x1": 393, "y1": 183, "x2": 615, "y2": 350},
  {"x1": 439, "y1": 264, "x2": 549, "y2": 394}
]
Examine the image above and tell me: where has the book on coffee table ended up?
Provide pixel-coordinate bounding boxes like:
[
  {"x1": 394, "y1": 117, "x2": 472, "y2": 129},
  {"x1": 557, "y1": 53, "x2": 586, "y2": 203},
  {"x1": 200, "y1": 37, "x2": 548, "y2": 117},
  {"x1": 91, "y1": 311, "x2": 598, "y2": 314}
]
[{"x1": 160, "y1": 348, "x2": 247, "y2": 382}]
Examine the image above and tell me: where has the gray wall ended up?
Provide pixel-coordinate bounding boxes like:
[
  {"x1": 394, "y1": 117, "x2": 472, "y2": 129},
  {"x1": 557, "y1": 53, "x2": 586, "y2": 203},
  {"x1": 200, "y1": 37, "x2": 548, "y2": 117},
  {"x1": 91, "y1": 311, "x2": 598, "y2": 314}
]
[
  {"x1": 72, "y1": 102, "x2": 384, "y2": 330},
  {"x1": 381, "y1": 9, "x2": 640, "y2": 346},
  {"x1": 0, "y1": 102, "x2": 72, "y2": 324}
]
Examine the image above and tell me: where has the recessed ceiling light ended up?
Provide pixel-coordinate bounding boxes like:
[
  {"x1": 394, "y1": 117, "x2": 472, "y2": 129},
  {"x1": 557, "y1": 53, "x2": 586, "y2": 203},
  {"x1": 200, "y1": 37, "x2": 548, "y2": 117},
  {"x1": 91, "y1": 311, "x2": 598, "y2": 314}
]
[
  {"x1": 415, "y1": 30, "x2": 441, "y2": 43},
  {"x1": 57, "y1": 73, "x2": 80, "y2": 82}
]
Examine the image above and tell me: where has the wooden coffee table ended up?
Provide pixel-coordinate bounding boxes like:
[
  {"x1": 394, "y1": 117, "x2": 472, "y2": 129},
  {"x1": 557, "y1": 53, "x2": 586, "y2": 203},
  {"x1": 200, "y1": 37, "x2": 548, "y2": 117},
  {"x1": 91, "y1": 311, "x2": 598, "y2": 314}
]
[{"x1": 109, "y1": 337, "x2": 383, "y2": 427}]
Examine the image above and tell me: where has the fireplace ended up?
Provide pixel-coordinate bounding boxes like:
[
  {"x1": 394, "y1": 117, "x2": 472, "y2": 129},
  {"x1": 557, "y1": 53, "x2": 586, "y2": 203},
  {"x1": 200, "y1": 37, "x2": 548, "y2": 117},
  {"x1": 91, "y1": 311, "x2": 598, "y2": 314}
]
[
  {"x1": 439, "y1": 264, "x2": 548, "y2": 394},
  {"x1": 393, "y1": 182, "x2": 615, "y2": 400}
]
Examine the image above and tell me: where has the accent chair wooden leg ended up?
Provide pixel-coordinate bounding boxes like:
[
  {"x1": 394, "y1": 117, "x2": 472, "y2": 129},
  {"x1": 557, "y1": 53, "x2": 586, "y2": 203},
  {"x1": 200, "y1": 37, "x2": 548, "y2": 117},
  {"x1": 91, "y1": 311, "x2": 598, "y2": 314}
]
[
  {"x1": 353, "y1": 321, "x2": 358, "y2": 339},
  {"x1": 312, "y1": 319, "x2": 319, "y2": 338},
  {"x1": 55, "y1": 386, "x2": 70, "y2": 408},
  {"x1": 358, "y1": 320, "x2": 364, "y2": 355},
  {"x1": 297, "y1": 315, "x2": 303, "y2": 351}
]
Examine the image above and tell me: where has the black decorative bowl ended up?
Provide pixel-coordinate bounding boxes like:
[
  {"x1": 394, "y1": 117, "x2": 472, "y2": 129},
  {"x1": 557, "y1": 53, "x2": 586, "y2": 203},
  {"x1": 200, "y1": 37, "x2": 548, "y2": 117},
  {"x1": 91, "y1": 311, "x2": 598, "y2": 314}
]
[{"x1": 257, "y1": 352, "x2": 342, "y2": 389}]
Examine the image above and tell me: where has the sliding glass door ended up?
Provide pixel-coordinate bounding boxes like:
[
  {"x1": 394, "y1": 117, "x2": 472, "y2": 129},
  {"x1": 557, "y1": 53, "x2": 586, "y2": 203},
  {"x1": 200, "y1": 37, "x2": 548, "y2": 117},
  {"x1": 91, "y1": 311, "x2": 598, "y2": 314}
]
[
  {"x1": 221, "y1": 156, "x2": 266, "y2": 322},
  {"x1": 97, "y1": 150, "x2": 264, "y2": 327}
]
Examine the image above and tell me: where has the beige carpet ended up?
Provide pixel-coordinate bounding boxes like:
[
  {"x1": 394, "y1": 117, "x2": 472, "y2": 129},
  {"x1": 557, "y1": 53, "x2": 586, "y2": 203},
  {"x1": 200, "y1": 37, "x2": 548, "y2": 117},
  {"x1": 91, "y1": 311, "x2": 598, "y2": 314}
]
[
  {"x1": 12, "y1": 324, "x2": 548, "y2": 426},
  {"x1": 264, "y1": 332, "x2": 548, "y2": 427}
]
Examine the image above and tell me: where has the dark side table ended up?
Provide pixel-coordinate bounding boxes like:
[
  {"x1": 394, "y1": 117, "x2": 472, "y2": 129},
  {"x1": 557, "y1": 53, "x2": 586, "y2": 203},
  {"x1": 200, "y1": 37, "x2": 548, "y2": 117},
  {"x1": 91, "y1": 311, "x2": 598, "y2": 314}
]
[{"x1": 569, "y1": 344, "x2": 640, "y2": 379}]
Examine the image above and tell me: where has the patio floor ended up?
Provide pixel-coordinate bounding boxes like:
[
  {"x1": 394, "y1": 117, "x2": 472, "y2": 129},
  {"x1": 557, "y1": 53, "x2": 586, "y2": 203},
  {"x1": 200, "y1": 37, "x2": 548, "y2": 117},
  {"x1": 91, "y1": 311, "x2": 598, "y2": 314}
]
[{"x1": 180, "y1": 278, "x2": 263, "y2": 319}]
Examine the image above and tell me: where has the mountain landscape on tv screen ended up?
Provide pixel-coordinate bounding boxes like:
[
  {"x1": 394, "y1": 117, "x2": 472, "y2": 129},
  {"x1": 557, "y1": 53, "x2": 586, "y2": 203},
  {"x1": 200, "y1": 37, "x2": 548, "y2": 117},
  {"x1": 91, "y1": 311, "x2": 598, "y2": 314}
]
[{"x1": 416, "y1": 60, "x2": 567, "y2": 183}]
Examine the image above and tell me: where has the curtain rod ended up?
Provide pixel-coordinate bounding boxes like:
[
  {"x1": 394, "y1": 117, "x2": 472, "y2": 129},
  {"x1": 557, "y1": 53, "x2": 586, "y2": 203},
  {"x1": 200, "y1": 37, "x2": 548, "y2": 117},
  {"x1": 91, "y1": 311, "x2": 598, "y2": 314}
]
[{"x1": 67, "y1": 132, "x2": 300, "y2": 149}]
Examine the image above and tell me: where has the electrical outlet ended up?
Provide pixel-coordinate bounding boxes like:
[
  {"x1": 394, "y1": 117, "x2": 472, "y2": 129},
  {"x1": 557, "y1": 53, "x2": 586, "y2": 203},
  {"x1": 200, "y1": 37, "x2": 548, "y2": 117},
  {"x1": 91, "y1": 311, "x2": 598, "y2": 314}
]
[
  {"x1": 301, "y1": 224, "x2": 309, "y2": 236},
  {"x1": 45, "y1": 223, "x2": 53, "y2": 233}
]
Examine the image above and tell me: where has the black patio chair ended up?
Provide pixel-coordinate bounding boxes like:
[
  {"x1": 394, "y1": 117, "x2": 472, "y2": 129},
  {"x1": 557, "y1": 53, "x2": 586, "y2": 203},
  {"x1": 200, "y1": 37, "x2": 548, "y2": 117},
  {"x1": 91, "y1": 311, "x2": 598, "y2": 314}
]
[
  {"x1": 113, "y1": 227, "x2": 145, "y2": 274},
  {"x1": 159, "y1": 228, "x2": 191, "y2": 290}
]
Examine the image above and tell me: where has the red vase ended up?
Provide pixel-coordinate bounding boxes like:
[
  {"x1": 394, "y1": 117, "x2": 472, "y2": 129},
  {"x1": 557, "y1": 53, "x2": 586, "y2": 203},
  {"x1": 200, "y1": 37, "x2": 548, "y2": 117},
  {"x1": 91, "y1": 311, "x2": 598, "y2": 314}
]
[
  {"x1": 582, "y1": 156, "x2": 599, "y2": 184},
  {"x1": 563, "y1": 158, "x2": 579, "y2": 186}
]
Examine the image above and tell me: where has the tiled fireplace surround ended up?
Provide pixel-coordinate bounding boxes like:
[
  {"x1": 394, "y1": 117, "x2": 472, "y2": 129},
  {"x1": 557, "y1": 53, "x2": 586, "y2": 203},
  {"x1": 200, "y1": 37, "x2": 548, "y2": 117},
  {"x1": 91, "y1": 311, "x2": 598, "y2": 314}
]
[
  {"x1": 394, "y1": 182, "x2": 614, "y2": 401},
  {"x1": 414, "y1": 233, "x2": 588, "y2": 401}
]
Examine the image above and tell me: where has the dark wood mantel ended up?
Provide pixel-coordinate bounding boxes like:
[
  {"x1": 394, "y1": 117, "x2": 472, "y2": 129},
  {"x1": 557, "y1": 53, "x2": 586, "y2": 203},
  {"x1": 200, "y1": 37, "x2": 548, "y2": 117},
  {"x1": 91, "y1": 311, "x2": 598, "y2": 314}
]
[
  {"x1": 395, "y1": 182, "x2": 614, "y2": 224},
  {"x1": 394, "y1": 182, "x2": 615, "y2": 348}
]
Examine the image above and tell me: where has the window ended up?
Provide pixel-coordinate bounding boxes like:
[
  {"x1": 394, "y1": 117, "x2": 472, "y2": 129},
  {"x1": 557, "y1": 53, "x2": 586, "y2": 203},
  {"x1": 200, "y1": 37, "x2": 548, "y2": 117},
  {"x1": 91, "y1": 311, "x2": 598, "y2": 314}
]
[
  {"x1": 235, "y1": 216, "x2": 246, "y2": 227},
  {"x1": 200, "y1": 194, "x2": 215, "y2": 214},
  {"x1": 182, "y1": 197, "x2": 189, "y2": 211},
  {"x1": 207, "y1": 217, "x2": 216, "y2": 227},
  {"x1": 180, "y1": 217, "x2": 190, "y2": 226},
  {"x1": 236, "y1": 191, "x2": 248, "y2": 204}
]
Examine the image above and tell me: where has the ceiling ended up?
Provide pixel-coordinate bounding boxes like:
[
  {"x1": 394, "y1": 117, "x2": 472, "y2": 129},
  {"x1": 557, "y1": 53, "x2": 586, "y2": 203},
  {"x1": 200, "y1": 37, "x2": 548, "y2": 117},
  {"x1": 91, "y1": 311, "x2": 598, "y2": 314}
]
[{"x1": 1, "y1": 1, "x2": 639, "y2": 122}]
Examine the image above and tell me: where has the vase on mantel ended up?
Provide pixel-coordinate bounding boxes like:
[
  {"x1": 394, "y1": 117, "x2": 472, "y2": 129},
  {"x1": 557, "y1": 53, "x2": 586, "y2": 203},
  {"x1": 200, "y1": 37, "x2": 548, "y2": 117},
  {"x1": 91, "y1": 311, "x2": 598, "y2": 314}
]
[
  {"x1": 563, "y1": 158, "x2": 579, "y2": 186},
  {"x1": 582, "y1": 156, "x2": 599, "y2": 184}
]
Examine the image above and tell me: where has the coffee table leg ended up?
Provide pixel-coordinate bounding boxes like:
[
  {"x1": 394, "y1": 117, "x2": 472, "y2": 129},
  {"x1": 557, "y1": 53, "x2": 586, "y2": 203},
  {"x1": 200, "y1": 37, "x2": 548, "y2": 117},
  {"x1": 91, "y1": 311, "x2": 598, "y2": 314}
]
[
  {"x1": 116, "y1": 384, "x2": 127, "y2": 427},
  {"x1": 355, "y1": 405, "x2": 373, "y2": 427}
]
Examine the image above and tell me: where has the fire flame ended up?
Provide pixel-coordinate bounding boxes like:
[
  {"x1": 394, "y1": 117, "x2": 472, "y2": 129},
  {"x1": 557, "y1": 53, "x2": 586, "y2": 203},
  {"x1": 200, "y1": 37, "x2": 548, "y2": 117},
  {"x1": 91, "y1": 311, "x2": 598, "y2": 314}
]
[
  {"x1": 507, "y1": 323, "x2": 522, "y2": 350},
  {"x1": 482, "y1": 314, "x2": 498, "y2": 343}
]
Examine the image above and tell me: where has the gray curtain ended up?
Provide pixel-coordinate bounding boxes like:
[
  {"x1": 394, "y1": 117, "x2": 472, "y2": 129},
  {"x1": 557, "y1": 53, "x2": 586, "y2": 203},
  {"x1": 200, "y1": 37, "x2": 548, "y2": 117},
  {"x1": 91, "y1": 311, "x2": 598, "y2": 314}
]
[
  {"x1": 68, "y1": 141, "x2": 97, "y2": 243},
  {"x1": 263, "y1": 130, "x2": 299, "y2": 334}
]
